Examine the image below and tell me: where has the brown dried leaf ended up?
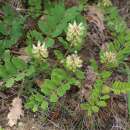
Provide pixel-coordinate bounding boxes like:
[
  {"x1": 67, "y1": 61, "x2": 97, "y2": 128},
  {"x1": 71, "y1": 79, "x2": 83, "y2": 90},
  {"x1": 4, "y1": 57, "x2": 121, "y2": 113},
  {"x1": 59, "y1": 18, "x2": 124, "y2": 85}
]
[
  {"x1": 35, "y1": 78, "x2": 44, "y2": 87},
  {"x1": 7, "y1": 97, "x2": 24, "y2": 127},
  {"x1": 86, "y1": 6, "x2": 105, "y2": 32},
  {"x1": 65, "y1": 0, "x2": 78, "y2": 7},
  {"x1": 80, "y1": 66, "x2": 97, "y2": 100},
  {"x1": 0, "y1": 10, "x2": 4, "y2": 18},
  {"x1": 11, "y1": 48, "x2": 30, "y2": 62}
]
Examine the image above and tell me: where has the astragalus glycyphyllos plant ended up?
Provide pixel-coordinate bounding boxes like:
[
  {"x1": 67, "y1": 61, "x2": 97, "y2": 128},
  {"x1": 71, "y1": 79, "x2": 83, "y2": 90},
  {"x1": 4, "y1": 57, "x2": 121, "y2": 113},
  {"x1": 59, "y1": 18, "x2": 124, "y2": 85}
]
[
  {"x1": 25, "y1": 1, "x2": 86, "y2": 112},
  {"x1": 80, "y1": 59, "x2": 130, "y2": 116},
  {"x1": 66, "y1": 21, "x2": 86, "y2": 51},
  {"x1": 0, "y1": 4, "x2": 25, "y2": 55},
  {"x1": 0, "y1": 50, "x2": 35, "y2": 89},
  {"x1": 81, "y1": 1, "x2": 130, "y2": 117},
  {"x1": 99, "y1": 2, "x2": 130, "y2": 69}
]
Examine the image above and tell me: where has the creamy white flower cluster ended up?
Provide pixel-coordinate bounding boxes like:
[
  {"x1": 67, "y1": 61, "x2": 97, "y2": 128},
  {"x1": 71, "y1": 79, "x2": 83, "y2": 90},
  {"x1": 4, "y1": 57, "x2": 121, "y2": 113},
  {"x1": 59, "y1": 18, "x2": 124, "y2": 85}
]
[
  {"x1": 101, "y1": 51, "x2": 117, "y2": 65},
  {"x1": 66, "y1": 21, "x2": 85, "y2": 48},
  {"x1": 102, "y1": 0, "x2": 112, "y2": 7},
  {"x1": 66, "y1": 53, "x2": 83, "y2": 72},
  {"x1": 32, "y1": 41, "x2": 48, "y2": 60}
]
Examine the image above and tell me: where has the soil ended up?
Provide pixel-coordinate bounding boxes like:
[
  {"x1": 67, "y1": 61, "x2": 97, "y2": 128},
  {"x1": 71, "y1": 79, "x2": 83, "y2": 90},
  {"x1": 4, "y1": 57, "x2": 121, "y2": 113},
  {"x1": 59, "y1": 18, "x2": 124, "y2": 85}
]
[{"x1": 0, "y1": 0, "x2": 130, "y2": 130}]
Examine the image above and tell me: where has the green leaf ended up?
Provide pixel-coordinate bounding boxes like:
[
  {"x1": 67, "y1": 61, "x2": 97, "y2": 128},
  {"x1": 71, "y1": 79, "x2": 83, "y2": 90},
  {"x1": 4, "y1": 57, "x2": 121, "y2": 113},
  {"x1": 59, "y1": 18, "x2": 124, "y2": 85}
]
[
  {"x1": 29, "y1": 30, "x2": 44, "y2": 42},
  {"x1": 112, "y1": 89, "x2": 121, "y2": 95},
  {"x1": 32, "y1": 105, "x2": 38, "y2": 112},
  {"x1": 25, "y1": 66, "x2": 35, "y2": 76},
  {"x1": 5, "y1": 78, "x2": 15, "y2": 88},
  {"x1": 62, "y1": 83, "x2": 71, "y2": 91},
  {"x1": 75, "y1": 70, "x2": 85, "y2": 80},
  {"x1": 64, "y1": 7, "x2": 81, "y2": 22},
  {"x1": 51, "y1": 22, "x2": 67, "y2": 38},
  {"x1": 15, "y1": 73, "x2": 25, "y2": 81},
  {"x1": 5, "y1": 62, "x2": 17, "y2": 75},
  {"x1": 57, "y1": 83, "x2": 70, "y2": 97},
  {"x1": 0, "y1": 23, "x2": 6, "y2": 34},
  {"x1": 58, "y1": 37, "x2": 69, "y2": 49},
  {"x1": 41, "y1": 79, "x2": 55, "y2": 95},
  {"x1": 12, "y1": 57, "x2": 27, "y2": 70},
  {"x1": 97, "y1": 101, "x2": 107, "y2": 107},
  {"x1": 68, "y1": 78, "x2": 80, "y2": 86},
  {"x1": 57, "y1": 87, "x2": 65, "y2": 97},
  {"x1": 3, "y1": 51, "x2": 17, "y2": 75},
  {"x1": 50, "y1": 93, "x2": 58, "y2": 103},
  {"x1": 51, "y1": 68, "x2": 67, "y2": 82},
  {"x1": 112, "y1": 81, "x2": 130, "y2": 94},
  {"x1": 49, "y1": 3, "x2": 65, "y2": 22},
  {"x1": 100, "y1": 71, "x2": 112, "y2": 80},
  {"x1": 5, "y1": 61, "x2": 17, "y2": 75},
  {"x1": 11, "y1": 20, "x2": 22, "y2": 38},
  {"x1": 35, "y1": 94, "x2": 43, "y2": 102},
  {"x1": 25, "y1": 45, "x2": 32, "y2": 56},
  {"x1": 41, "y1": 100, "x2": 48, "y2": 110},
  {"x1": 102, "y1": 86, "x2": 111, "y2": 94},
  {"x1": 40, "y1": 4, "x2": 65, "y2": 35},
  {"x1": 39, "y1": 62, "x2": 49, "y2": 71},
  {"x1": 28, "y1": 0, "x2": 42, "y2": 17},
  {"x1": 38, "y1": 20, "x2": 50, "y2": 35},
  {"x1": 100, "y1": 95, "x2": 110, "y2": 100},
  {"x1": 54, "y1": 50, "x2": 64, "y2": 61},
  {"x1": 0, "y1": 65, "x2": 8, "y2": 78},
  {"x1": 2, "y1": 4, "x2": 15, "y2": 21},
  {"x1": 45, "y1": 38, "x2": 55, "y2": 48},
  {"x1": 90, "y1": 59, "x2": 98, "y2": 71},
  {"x1": 25, "y1": 95, "x2": 35, "y2": 108},
  {"x1": 92, "y1": 106, "x2": 99, "y2": 113}
]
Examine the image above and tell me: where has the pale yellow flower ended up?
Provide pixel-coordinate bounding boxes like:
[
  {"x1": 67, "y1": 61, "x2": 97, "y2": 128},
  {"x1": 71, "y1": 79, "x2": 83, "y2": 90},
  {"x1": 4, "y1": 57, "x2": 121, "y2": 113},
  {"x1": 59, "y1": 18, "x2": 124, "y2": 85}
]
[
  {"x1": 66, "y1": 21, "x2": 85, "y2": 47},
  {"x1": 102, "y1": 0, "x2": 112, "y2": 7},
  {"x1": 32, "y1": 41, "x2": 48, "y2": 59},
  {"x1": 66, "y1": 54, "x2": 83, "y2": 71},
  {"x1": 101, "y1": 51, "x2": 117, "y2": 65}
]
